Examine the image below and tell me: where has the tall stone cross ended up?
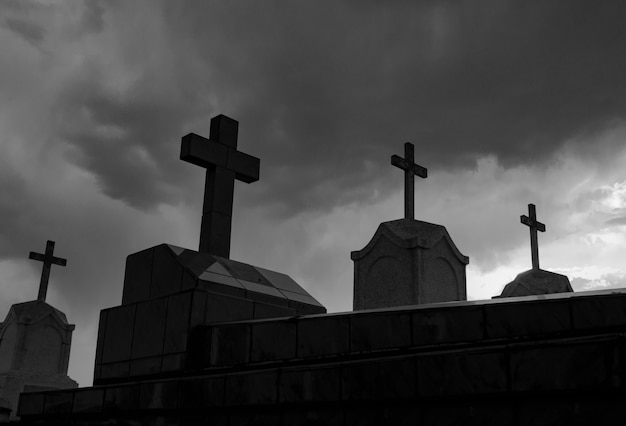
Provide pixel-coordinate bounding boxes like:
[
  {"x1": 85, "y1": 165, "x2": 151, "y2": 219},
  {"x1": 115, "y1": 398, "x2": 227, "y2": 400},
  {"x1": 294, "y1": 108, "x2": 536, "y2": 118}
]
[
  {"x1": 391, "y1": 142, "x2": 427, "y2": 220},
  {"x1": 520, "y1": 203, "x2": 546, "y2": 270},
  {"x1": 180, "y1": 114, "x2": 260, "y2": 258},
  {"x1": 29, "y1": 240, "x2": 67, "y2": 302}
]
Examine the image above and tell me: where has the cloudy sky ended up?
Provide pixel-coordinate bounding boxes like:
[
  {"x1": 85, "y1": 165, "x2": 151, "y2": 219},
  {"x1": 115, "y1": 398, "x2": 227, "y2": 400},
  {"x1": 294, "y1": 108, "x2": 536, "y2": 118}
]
[{"x1": 2, "y1": 1, "x2": 626, "y2": 386}]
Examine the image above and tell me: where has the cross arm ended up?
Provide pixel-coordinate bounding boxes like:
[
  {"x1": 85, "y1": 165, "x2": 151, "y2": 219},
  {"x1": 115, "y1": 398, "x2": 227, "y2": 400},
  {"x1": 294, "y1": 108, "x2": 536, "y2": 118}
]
[
  {"x1": 391, "y1": 155, "x2": 428, "y2": 178},
  {"x1": 29, "y1": 252, "x2": 67, "y2": 266},
  {"x1": 228, "y1": 150, "x2": 260, "y2": 183},
  {"x1": 520, "y1": 215, "x2": 546, "y2": 232},
  {"x1": 180, "y1": 133, "x2": 229, "y2": 169}
]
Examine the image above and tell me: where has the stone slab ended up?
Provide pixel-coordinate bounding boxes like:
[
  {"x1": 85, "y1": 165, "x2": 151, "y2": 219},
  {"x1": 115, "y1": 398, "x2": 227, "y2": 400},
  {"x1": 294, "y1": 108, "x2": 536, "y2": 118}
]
[
  {"x1": 484, "y1": 299, "x2": 571, "y2": 339},
  {"x1": 131, "y1": 298, "x2": 168, "y2": 359},
  {"x1": 250, "y1": 321, "x2": 296, "y2": 362},
  {"x1": 413, "y1": 306, "x2": 484, "y2": 345},
  {"x1": 350, "y1": 312, "x2": 411, "y2": 352},
  {"x1": 342, "y1": 358, "x2": 416, "y2": 400},
  {"x1": 224, "y1": 370, "x2": 278, "y2": 406},
  {"x1": 101, "y1": 304, "x2": 136, "y2": 364},
  {"x1": 297, "y1": 317, "x2": 349, "y2": 358}
]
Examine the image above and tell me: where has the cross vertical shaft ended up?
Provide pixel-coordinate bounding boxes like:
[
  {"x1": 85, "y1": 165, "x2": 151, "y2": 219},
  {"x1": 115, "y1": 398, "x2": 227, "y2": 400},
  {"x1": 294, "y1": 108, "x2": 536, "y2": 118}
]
[
  {"x1": 181, "y1": 115, "x2": 260, "y2": 258},
  {"x1": 29, "y1": 240, "x2": 67, "y2": 302},
  {"x1": 391, "y1": 142, "x2": 427, "y2": 220},
  {"x1": 520, "y1": 203, "x2": 546, "y2": 270}
]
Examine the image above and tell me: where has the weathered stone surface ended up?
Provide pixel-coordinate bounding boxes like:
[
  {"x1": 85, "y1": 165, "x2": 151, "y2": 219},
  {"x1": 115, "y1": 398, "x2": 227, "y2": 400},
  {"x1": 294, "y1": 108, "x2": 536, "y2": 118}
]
[
  {"x1": 497, "y1": 268, "x2": 573, "y2": 298},
  {"x1": 0, "y1": 301, "x2": 77, "y2": 419},
  {"x1": 352, "y1": 219, "x2": 469, "y2": 309}
]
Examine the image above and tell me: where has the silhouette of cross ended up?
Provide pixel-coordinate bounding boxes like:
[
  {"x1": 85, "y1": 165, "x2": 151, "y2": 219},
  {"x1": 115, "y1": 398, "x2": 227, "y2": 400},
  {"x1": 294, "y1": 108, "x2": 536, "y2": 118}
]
[
  {"x1": 391, "y1": 142, "x2": 427, "y2": 220},
  {"x1": 180, "y1": 114, "x2": 260, "y2": 258},
  {"x1": 29, "y1": 240, "x2": 67, "y2": 302},
  {"x1": 520, "y1": 203, "x2": 546, "y2": 270}
]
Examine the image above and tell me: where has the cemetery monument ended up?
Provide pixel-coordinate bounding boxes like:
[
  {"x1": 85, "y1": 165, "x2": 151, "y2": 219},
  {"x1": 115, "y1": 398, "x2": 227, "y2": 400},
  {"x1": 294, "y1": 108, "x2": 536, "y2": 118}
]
[
  {"x1": 352, "y1": 142, "x2": 469, "y2": 309},
  {"x1": 0, "y1": 241, "x2": 76, "y2": 420},
  {"x1": 497, "y1": 203, "x2": 573, "y2": 297}
]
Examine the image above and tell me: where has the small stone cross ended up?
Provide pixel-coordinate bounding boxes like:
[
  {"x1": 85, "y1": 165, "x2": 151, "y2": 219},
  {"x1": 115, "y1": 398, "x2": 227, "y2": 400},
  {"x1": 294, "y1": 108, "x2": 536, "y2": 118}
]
[
  {"x1": 180, "y1": 114, "x2": 260, "y2": 258},
  {"x1": 391, "y1": 142, "x2": 427, "y2": 220},
  {"x1": 520, "y1": 203, "x2": 546, "y2": 270},
  {"x1": 29, "y1": 240, "x2": 67, "y2": 302}
]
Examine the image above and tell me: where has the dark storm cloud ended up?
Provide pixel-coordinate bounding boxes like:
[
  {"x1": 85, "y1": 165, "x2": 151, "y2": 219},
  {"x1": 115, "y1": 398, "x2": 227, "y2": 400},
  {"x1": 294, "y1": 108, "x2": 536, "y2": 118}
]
[{"x1": 46, "y1": 2, "x2": 626, "y2": 217}]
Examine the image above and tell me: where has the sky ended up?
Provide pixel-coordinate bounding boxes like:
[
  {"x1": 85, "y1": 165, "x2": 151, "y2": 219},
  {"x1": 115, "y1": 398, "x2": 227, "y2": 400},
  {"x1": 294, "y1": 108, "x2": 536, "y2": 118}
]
[{"x1": 1, "y1": 1, "x2": 626, "y2": 387}]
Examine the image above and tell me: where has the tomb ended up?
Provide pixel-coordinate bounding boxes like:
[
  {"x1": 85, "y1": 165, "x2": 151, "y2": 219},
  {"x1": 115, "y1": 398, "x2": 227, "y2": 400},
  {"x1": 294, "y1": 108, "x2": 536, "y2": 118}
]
[
  {"x1": 0, "y1": 241, "x2": 76, "y2": 420},
  {"x1": 352, "y1": 142, "x2": 469, "y2": 309},
  {"x1": 497, "y1": 204, "x2": 573, "y2": 298}
]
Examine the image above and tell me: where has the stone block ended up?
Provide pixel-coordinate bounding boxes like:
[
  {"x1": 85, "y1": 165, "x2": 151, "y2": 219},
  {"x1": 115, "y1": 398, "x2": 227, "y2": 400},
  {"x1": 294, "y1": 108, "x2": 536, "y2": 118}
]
[
  {"x1": 181, "y1": 413, "x2": 228, "y2": 426},
  {"x1": 224, "y1": 371, "x2": 278, "y2": 406},
  {"x1": 162, "y1": 353, "x2": 185, "y2": 372},
  {"x1": 17, "y1": 392, "x2": 45, "y2": 416},
  {"x1": 140, "y1": 415, "x2": 181, "y2": 426},
  {"x1": 297, "y1": 317, "x2": 349, "y2": 358},
  {"x1": 189, "y1": 291, "x2": 207, "y2": 328},
  {"x1": 217, "y1": 258, "x2": 270, "y2": 284},
  {"x1": 342, "y1": 357, "x2": 416, "y2": 400},
  {"x1": 129, "y1": 356, "x2": 162, "y2": 377},
  {"x1": 198, "y1": 272, "x2": 246, "y2": 298},
  {"x1": 205, "y1": 292, "x2": 254, "y2": 323},
  {"x1": 345, "y1": 405, "x2": 420, "y2": 426},
  {"x1": 151, "y1": 245, "x2": 184, "y2": 298},
  {"x1": 186, "y1": 326, "x2": 212, "y2": 369},
  {"x1": 510, "y1": 339, "x2": 619, "y2": 392},
  {"x1": 101, "y1": 304, "x2": 136, "y2": 364},
  {"x1": 417, "y1": 350, "x2": 508, "y2": 396},
  {"x1": 571, "y1": 294, "x2": 626, "y2": 330},
  {"x1": 210, "y1": 324, "x2": 251, "y2": 366},
  {"x1": 253, "y1": 302, "x2": 296, "y2": 319},
  {"x1": 179, "y1": 377, "x2": 225, "y2": 408},
  {"x1": 250, "y1": 321, "x2": 296, "y2": 362},
  {"x1": 282, "y1": 409, "x2": 345, "y2": 426},
  {"x1": 72, "y1": 389, "x2": 104, "y2": 414},
  {"x1": 240, "y1": 279, "x2": 289, "y2": 306},
  {"x1": 279, "y1": 365, "x2": 341, "y2": 403},
  {"x1": 351, "y1": 313, "x2": 411, "y2": 352},
  {"x1": 228, "y1": 411, "x2": 281, "y2": 426},
  {"x1": 164, "y1": 292, "x2": 192, "y2": 354},
  {"x1": 288, "y1": 299, "x2": 327, "y2": 315},
  {"x1": 94, "y1": 310, "x2": 107, "y2": 368},
  {"x1": 255, "y1": 266, "x2": 309, "y2": 295},
  {"x1": 421, "y1": 401, "x2": 515, "y2": 426},
  {"x1": 43, "y1": 390, "x2": 74, "y2": 414},
  {"x1": 484, "y1": 299, "x2": 571, "y2": 339},
  {"x1": 131, "y1": 298, "x2": 168, "y2": 359},
  {"x1": 139, "y1": 380, "x2": 180, "y2": 410},
  {"x1": 103, "y1": 384, "x2": 140, "y2": 413},
  {"x1": 413, "y1": 306, "x2": 484, "y2": 345},
  {"x1": 122, "y1": 247, "x2": 154, "y2": 305},
  {"x1": 99, "y1": 361, "x2": 130, "y2": 381}
]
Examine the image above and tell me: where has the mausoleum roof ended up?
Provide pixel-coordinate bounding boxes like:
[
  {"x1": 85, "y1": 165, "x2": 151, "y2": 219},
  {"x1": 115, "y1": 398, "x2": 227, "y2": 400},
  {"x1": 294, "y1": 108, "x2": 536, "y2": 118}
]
[{"x1": 122, "y1": 244, "x2": 325, "y2": 313}]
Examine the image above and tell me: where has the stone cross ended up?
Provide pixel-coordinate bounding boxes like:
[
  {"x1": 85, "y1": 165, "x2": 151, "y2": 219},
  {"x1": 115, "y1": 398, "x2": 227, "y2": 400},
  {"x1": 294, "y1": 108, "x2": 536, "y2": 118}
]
[
  {"x1": 180, "y1": 114, "x2": 260, "y2": 258},
  {"x1": 391, "y1": 142, "x2": 427, "y2": 220},
  {"x1": 520, "y1": 203, "x2": 546, "y2": 270},
  {"x1": 29, "y1": 240, "x2": 67, "y2": 302}
]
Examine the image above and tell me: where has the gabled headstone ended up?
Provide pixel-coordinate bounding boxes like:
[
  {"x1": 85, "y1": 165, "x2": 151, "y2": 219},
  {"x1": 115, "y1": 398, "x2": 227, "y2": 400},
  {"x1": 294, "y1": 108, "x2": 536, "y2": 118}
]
[
  {"x1": 496, "y1": 204, "x2": 573, "y2": 298},
  {"x1": 352, "y1": 143, "x2": 469, "y2": 310},
  {"x1": 0, "y1": 241, "x2": 76, "y2": 420}
]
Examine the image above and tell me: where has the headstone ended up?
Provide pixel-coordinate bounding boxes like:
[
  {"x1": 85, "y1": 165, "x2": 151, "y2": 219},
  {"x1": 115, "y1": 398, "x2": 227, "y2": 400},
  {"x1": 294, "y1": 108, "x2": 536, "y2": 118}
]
[
  {"x1": 91, "y1": 115, "x2": 325, "y2": 385},
  {"x1": 496, "y1": 204, "x2": 573, "y2": 298},
  {"x1": 0, "y1": 241, "x2": 76, "y2": 420},
  {"x1": 352, "y1": 142, "x2": 468, "y2": 310}
]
